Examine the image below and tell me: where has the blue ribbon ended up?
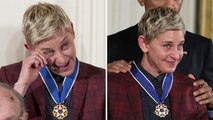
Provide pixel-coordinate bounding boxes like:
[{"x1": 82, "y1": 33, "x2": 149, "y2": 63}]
[
  {"x1": 40, "y1": 58, "x2": 79, "y2": 104},
  {"x1": 130, "y1": 61, "x2": 173, "y2": 104}
]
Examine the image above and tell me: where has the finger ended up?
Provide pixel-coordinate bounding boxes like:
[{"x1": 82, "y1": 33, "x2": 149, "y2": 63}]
[
  {"x1": 108, "y1": 63, "x2": 128, "y2": 73},
  {"x1": 25, "y1": 52, "x2": 48, "y2": 68},
  {"x1": 31, "y1": 52, "x2": 48, "y2": 66},
  {"x1": 118, "y1": 60, "x2": 131, "y2": 71},
  {"x1": 22, "y1": 56, "x2": 41, "y2": 70},
  {"x1": 108, "y1": 62, "x2": 121, "y2": 70},
  {"x1": 107, "y1": 63, "x2": 121, "y2": 73},
  {"x1": 119, "y1": 68, "x2": 129, "y2": 73},
  {"x1": 31, "y1": 57, "x2": 45, "y2": 69},
  {"x1": 195, "y1": 91, "x2": 209, "y2": 102},
  {"x1": 107, "y1": 68, "x2": 120, "y2": 73},
  {"x1": 117, "y1": 60, "x2": 131, "y2": 68},
  {"x1": 193, "y1": 79, "x2": 207, "y2": 87},
  {"x1": 33, "y1": 51, "x2": 48, "y2": 65},
  {"x1": 32, "y1": 60, "x2": 41, "y2": 68},
  {"x1": 119, "y1": 65, "x2": 131, "y2": 72},
  {"x1": 199, "y1": 97, "x2": 213, "y2": 105},
  {"x1": 193, "y1": 85, "x2": 212, "y2": 96},
  {"x1": 107, "y1": 60, "x2": 131, "y2": 73},
  {"x1": 197, "y1": 92, "x2": 213, "y2": 105},
  {"x1": 30, "y1": 54, "x2": 45, "y2": 67},
  {"x1": 188, "y1": 73, "x2": 195, "y2": 79}
]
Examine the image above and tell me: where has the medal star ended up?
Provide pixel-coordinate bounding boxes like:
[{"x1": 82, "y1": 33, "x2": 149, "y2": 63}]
[
  {"x1": 52, "y1": 104, "x2": 68, "y2": 119},
  {"x1": 154, "y1": 104, "x2": 169, "y2": 118}
]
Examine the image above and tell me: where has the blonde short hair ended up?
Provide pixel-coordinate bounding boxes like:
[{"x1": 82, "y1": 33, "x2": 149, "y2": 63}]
[
  {"x1": 138, "y1": 7, "x2": 185, "y2": 43},
  {"x1": 22, "y1": 2, "x2": 74, "y2": 47}
]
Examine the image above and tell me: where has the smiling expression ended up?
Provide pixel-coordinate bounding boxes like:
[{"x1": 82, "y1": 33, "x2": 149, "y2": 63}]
[
  {"x1": 140, "y1": 30, "x2": 185, "y2": 77},
  {"x1": 34, "y1": 30, "x2": 76, "y2": 77}
]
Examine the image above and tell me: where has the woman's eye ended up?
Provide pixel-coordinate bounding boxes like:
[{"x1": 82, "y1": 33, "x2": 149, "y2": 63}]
[
  {"x1": 61, "y1": 42, "x2": 69, "y2": 50},
  {"x1": 163, "y1": 44, "x2": 171, "y2": 49},
  {"x1": 178, "y1": 44, "x2": 184, "y2": 50},
  {"x1": 43, "y1": 50, "x2": 54, "y2": 57}
]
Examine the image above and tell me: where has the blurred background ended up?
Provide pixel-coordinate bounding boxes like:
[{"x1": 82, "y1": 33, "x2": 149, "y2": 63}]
[
  {"x1": 108, "y1": 0, "x2": 213, "y2": 41},
  {"x1": 0, "y1": 0, "x2": 106, "y2": 68}
]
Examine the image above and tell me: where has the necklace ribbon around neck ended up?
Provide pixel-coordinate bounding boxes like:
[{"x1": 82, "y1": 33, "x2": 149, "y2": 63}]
[{"x1": 39, "y1": 58, "x2": 79, "y2": 104}]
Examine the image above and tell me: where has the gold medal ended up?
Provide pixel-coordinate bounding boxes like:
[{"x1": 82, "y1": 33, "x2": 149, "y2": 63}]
[
  {"x1": 52, "y1": 104, "x2": 68, "y2": 119},
  {"x1": 154, "y1": 103, "x2": 169, "y2": 118}
]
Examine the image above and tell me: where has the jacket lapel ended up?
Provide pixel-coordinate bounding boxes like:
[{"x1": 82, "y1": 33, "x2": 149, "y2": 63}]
[
  {"x1": 170, "y1": 77, "x2": 181, "y2": 120},
  {"x1": 72, "y1": 70, "x2": 88, "y2": 120},
  {"x1": 126, "y1": 74, "x2": 144, "y2": 120},
  {"x1": 30, "y1": 76, "x2": 46, "y2": 118}
]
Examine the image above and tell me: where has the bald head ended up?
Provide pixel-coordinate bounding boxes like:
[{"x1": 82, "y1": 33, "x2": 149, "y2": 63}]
[{"x1": 0, "y1": 83, "x2": 28, "y2": 120}]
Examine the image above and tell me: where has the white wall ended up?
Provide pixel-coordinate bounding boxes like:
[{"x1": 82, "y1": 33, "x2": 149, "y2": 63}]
[
  {"x1": 108, "y1": 0, "x2": 197, "y2": 35},
  {"x1": 180, "y1": 0, "x2": 197, "y2": 33},
  {"x1": 0, "y1": 0, "x2": 106, "y2": 68}
]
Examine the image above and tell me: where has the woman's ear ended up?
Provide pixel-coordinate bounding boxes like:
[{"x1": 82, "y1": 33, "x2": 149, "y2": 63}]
[
  {"x1": 138, "y1": 35, "x2": 148, "y2": 53},
  {"x1": 71, "y1": 22, "x2": 75, "y2": 39},
  {"x1": 24, "y1": 43, "x2": 33, "y2": 52}
]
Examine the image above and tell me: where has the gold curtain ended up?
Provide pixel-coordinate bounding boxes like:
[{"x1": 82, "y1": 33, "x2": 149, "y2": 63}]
[{"x1": 199, "y1": 0, "x2": 213, "y2": 40}]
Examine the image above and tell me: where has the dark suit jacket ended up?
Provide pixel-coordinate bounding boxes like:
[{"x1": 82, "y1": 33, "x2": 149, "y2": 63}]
[
  {"x1": 108, "y1": 24, "x2": 213, "y2": 88},
  {"x1": 0, "y1": 61, "x2": 105, "y2": 120},
  {"x1": 108, "y1": 72, "x2": 208, "y2": 120}
]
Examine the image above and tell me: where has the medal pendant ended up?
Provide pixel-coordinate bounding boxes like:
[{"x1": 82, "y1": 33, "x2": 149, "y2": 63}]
[
  {"x1": 52, "y1": 104, "x2": 68, "y2": 119},
  {"x1": 154, "y1": 103, "x2": 169, "y2": 118}
]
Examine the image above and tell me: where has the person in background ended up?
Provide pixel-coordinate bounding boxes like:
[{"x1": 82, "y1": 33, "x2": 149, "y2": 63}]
[
  {"x1": 0, "y1": 82, "x2": 28, "y2": 120},
  {"x1": 108, "y1": 7, "x2": 208, "y2": 120},
  {"x1": 0, "y1": 2, "x2": 105, "y2": 120},
  {"x1": 108, "y1": 0, "x2": 213, "y2": 117}
]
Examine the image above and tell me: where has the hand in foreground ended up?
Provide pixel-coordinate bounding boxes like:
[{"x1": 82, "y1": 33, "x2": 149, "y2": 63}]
[
  {"x1": 14, "y1": 51, "x2": 47, "y2": 96},
  {"x1": 189, "y1": 74, "x2": 213, "y2": 109},
  {"x1": 108, "y1": 60, "x2": 131, "y2": 73}
]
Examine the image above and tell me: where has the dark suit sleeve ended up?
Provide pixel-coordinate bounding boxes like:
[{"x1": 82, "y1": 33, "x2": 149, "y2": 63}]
[
  {"x1": 201, "y1": 40, "x2": 213, "y2": 88},
  {"x1": 176, "y1": 32, "x2": 213, "y2": 89},
  {"x1": 107, "y1": 35, "x2": 120, "y2": 63},
  {"x1": 107, "y1": 25, "x2": 142, "y2": 63}
]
